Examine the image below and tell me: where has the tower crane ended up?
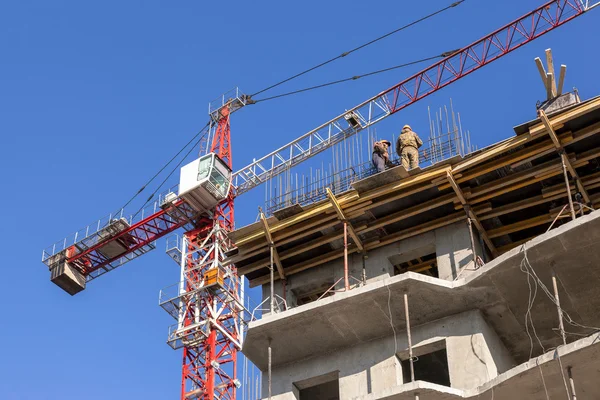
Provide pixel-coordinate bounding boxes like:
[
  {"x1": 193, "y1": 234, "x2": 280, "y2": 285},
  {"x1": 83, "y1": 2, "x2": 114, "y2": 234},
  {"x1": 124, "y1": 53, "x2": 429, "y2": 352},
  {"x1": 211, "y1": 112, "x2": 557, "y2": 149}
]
[{"x1": 40, "y1": 1, "x2": 597, "y2": 399}]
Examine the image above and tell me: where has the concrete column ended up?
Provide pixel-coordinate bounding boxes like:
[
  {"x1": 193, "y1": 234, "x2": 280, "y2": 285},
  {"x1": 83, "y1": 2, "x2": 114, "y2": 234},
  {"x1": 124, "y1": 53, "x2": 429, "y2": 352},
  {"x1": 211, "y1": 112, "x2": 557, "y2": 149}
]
[
  {"x1": 435, "y1": 221, "x2": 483, "y2": 281},
  {"x1": 339, "y1": 370, "x2": 368, "y2": 399},
  {"x1": 369, "y1": 355, "x2": 402, "y2": 393}
]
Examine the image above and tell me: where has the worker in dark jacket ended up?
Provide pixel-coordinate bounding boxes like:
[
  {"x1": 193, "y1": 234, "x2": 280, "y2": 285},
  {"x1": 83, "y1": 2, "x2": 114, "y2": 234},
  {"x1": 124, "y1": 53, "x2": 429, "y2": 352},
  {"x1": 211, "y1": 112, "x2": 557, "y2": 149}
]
[
  {"x1": 396, "y1": 125, "x2": 423, "y2": 170},
  {"x1": 372, "y1": 140, "x2": 392, "y2": 173}
]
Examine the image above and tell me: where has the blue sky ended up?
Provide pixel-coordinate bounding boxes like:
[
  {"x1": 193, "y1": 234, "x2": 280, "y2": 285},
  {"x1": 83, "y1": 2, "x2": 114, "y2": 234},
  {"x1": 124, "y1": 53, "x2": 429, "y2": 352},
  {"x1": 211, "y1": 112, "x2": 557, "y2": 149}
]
[{"x1": 1, "y1": 1, "x2": 599, "y2": 399}]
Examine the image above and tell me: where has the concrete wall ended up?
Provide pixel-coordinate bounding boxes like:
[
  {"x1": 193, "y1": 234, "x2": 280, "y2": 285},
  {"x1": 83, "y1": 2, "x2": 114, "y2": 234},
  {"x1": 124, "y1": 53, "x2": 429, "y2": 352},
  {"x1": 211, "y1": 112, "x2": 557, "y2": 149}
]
[
  {"x1": 260, "y1": 310, "x2": 514, "y2": 399},
  {"x1": 435, "y1": 221, "x2": 483, "y2": 281},
  {"x1": 261, "y1": 220, "x2": 482, "y2": 314}
]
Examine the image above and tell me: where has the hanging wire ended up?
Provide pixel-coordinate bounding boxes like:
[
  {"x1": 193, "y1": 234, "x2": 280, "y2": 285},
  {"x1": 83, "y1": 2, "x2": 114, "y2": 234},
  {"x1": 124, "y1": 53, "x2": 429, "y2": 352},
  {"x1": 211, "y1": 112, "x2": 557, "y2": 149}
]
[
  {"x1": 253, "y1": 54, "x2": 450, "y2": 103},
  {"x1": 130, "y1": 126, "x2": 210, "y2": 219},
  {"x1": 251, "y1": 0, "x2": 466, "y2": 97},
  {"x1": 115, "y1": 121, "x2": 211, "y2": 214}
]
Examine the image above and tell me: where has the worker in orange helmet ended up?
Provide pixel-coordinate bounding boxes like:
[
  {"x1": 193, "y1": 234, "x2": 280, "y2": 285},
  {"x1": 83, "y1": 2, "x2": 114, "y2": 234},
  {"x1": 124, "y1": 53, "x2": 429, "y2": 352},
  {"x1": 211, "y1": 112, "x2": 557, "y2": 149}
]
[
  {"x1": 372, "y1": 139, "x2": 392, "y2": 173},
  {"x1": 396, "y1": 125, "x2": 423, "y2": 170}
]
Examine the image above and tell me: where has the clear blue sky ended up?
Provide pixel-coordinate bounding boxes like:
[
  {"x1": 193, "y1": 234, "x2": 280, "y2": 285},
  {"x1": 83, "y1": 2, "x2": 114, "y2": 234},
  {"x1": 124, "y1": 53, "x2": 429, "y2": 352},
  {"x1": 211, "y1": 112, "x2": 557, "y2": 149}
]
[{"x1": 1, "y1": 1, "x2": 598, "y2": 399}]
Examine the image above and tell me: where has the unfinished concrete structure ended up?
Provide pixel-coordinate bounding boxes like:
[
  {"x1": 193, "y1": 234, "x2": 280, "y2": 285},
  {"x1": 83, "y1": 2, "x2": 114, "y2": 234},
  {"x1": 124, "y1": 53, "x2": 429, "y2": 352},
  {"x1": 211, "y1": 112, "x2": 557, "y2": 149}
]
[{"x1": 227, "y1": 67, "x2": 600, "y2": 398}]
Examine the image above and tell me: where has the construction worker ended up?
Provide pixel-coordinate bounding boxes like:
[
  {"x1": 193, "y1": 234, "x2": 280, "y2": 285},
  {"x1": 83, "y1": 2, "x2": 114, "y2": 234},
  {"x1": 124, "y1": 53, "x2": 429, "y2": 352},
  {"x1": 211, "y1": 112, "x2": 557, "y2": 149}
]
[
  {"x1": 396, "y1": 125, "x2": 423, "y2": 170},
  {"x1": 372, "y1": 140, "x2": 392, "y2": 173}
]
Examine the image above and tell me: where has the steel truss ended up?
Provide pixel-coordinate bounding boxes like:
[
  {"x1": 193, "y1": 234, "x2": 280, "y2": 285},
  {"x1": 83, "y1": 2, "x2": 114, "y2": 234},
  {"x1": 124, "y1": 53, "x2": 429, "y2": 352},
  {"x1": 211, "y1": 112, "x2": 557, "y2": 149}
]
[
  {"x1": 232, "y1": 0, "x2": 589, "y2": 195},
  {"x1": 176, "y1": 103, "x2": 240, "y2": 400},
  {"x1": 165, "y1": 225, "x2": 242, "y2": 400}
]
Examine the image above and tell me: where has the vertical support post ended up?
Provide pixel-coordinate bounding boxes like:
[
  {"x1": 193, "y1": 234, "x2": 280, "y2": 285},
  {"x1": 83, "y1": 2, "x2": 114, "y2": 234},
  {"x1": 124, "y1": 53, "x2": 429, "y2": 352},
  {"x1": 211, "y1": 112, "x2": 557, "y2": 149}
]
[
  {"x1": 466, "y1": 208, "x2": 478, "y2": 269},
  {"x1": 362, "y1": 253, "x2": 367, "y2": 284},
  {"x1": 344, "y1": 222, "x2": 350, "y2": 291},
  {"x1": 268, "y1": 338, "x2": 272, "y2": 400},
  {"x1": 568, "y1": 367, "x2": 577, "y2": 400},
  {"x1": 404, "y1": 293, "x2": 415, "y2": 383},
  {"x1": 270, "y1": 244, "x2": 275, "y2": 314},
  {"x1": 561, "y1": 153, "x2": 577, "y2": 221},
  {"x1": 552, "y1": 271, "x2": 567, "y2": 346}
]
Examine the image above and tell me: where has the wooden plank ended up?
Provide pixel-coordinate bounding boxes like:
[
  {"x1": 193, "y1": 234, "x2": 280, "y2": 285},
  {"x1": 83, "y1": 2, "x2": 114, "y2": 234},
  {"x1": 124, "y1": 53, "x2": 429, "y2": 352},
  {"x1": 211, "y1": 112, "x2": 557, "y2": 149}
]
[
  {"x1": 572, "y1": 120, "x2": 600, "y2": 142},
  {"x1": 259, "y1": 211, "x2": 285, "y2": 280},
  {"x1": 251, "y1": 212, "x2": 465, "y2": 286},
  {"x1": 539, "y1": 109, "x2": 591, "y2": 203},
  {"x1": 546, "y1": 73, "x2": 554, "y2": 100},
  {"x1": 326, "y1": 187, "x2": 364, "y2": 251},
  {"x1": 347, "y1": 182, "x2": 438, "y2": 219},
  {"x1": 545, "y1": 49, "x2": 557, "y2": 97},
  {"x1": 250, "y1": 245, "x2": 360, "y2": 287},
  {"x1": 369, "y1": 211, "x2": 466, "y2": 249},
  {"x1": 362, "y1": 193, "x2": 455, "y2": 234},
  {"x1": 539, "y1": 109, "x2": 562, "y2": 148},
  {"x1": 443, "y1": 121, "x2": 598, "y2": 190},
  {"x1": 529, "y1": 97, "x2": 600, "y2": 136},
  {"x1": 234, "y1": 192, "x2": 359, "y2": 246},
  {"x1": 497, "y1": 237, "x2": 533, "y2": 254},
  {"x1": 557, "y1": 65, "x2": 566, "y2": 96},
  {"x1": 510, "y1": 147, "x2": 556, "y2": 169},
  {"x1": 357, "y1": 166, "x2": 450, "y2": 203},
  {"x1": 535, "y1": 57, "x2": 548, "y2": 91},
  {"x1": 479, "y1": 192, "x2": 568, "y2": 221},
  {"x1": 238, "y1": 230, "x2": 347, "y2": 275},
  {"x1": 446, "y1": 172, "x2": 497, "y2": 257},
  {"x1": 467, "y1": 159, "x2": 561, "y2": 199},
  {"x1": 400, "y1": 259, "x2": 436, "y2": 273},
  {"x1": 453, "y1": 135, "x2": 531, "y2": 174},
  {"x1": 487, "y1": 214, "x2": 554, "y2": 238},
  {"x1": 237, "y1": 214, "x2": 338, "y2": 255}
]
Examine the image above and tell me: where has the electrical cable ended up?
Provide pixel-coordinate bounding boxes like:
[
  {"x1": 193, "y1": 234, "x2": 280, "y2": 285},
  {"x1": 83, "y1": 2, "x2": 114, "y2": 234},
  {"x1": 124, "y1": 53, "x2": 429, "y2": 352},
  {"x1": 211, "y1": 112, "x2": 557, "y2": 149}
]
[
  {"x1": 521, "y1": 243, "x2": 600, "y2": 333},
  {"x1": 116, "y1": 121, "x2": 211, "y2": 214},
  {"x1": 554, "y1": 348, "x2": 572, "y2": 399},
  {"x1": 536, "y1": 358, "x2": 551, "y2": 400},
  {"x1": 131, "y1": 125, "x2": 210, "y2": 219},
  {"x1": 387, "y1": 285, "x2": 398, "y2": 355},
  {"x1": 250, "y1": 0, "x2": 466, "y2": 97},
  {"x1": 253, "y1": 54, "x2": 447, "y2": 103}
]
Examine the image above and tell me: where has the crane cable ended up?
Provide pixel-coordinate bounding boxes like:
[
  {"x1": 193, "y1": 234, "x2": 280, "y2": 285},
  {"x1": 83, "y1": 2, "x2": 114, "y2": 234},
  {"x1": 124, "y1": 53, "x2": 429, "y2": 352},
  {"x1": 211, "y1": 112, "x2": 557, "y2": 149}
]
[
  {"x1": 131, "y1": 126, "x2": 211, "y2": 219},
  {"x1": 253, "y1": 52, "x2": 458, "y2": 103},
  {"x1": 116, "y1": 121, "x2": 211, "y2": 215},
  {"x1": 250, "y1": 0, "x2": 465, "y2": 98}
]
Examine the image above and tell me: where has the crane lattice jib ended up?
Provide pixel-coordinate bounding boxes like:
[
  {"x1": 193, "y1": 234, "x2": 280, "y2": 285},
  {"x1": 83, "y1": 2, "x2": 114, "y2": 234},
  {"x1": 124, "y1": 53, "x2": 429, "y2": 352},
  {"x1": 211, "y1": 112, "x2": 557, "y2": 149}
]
[{"x1": 232, "y1": 0, "x2": 591, "y2": 195}]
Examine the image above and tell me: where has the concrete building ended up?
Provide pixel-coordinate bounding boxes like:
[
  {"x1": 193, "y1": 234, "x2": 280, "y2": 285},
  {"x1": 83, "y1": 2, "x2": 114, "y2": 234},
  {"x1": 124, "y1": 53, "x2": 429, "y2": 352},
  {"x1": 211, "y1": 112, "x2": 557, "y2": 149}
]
[{"x1": 227, "y1": 95, "x2": 600, "y2": 399}]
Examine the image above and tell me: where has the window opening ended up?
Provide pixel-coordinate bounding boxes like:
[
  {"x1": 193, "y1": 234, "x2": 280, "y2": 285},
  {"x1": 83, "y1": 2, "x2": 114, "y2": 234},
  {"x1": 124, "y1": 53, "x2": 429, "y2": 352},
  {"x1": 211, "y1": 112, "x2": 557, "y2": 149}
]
[
  {"x1": 400, "y1": 347, "x2": 450, "y2": 386},
  {"x1": 298, "y1": 377, "x2": 340, "y2": 400},
  {"x1": 393, "y1": 252, "x2": 438, "y2": 278}
]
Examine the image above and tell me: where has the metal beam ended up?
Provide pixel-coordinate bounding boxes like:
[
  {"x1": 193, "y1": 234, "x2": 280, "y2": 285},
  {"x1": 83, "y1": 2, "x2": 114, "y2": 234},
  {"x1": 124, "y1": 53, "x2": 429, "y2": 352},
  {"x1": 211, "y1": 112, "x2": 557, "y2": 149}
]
[{"x1": 326, "y1": 187, "x2": 364, "y2": 251}]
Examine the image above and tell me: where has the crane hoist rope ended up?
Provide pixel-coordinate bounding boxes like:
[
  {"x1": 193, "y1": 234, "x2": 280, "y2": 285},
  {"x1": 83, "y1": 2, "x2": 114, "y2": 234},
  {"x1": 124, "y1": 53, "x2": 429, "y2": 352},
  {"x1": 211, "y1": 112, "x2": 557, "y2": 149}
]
[{"x1": 250, "y1": 0, "x2": 466, "y2": 97}]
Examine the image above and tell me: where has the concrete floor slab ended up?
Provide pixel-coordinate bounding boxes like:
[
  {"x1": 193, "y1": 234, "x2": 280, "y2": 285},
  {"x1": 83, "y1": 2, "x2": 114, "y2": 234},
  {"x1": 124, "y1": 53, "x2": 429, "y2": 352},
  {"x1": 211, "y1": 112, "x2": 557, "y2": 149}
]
[
  {"x1": 244, "y1": 210, "x2": 600, "y2": 370},
  {"x1": 354, "y1": 333, "x2": 600, "y2": 399}
]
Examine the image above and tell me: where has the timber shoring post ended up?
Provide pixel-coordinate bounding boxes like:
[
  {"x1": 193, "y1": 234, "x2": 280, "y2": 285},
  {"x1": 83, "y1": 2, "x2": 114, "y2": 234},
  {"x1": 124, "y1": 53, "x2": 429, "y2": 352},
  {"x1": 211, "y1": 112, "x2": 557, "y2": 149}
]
[
  {"x1": 561, "y1": 153, "x2": 577, "y2": 221},
  {"x1": 362, "y1": 253, "x2": 367, "y2": 284},
  {"x1": 466, "y1": 207, "x2": 477, "y2": 270}
]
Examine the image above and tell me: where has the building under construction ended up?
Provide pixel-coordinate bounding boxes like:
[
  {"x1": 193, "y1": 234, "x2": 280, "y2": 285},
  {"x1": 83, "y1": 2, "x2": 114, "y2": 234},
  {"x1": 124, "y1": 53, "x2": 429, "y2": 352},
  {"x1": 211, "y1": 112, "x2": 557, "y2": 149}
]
[
  {"x1": 39, "y1": 1, "x2": 600, "y2": 399},
  {"x1": 227, "y1": 64, "x2": 600, "y2": 398}
]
